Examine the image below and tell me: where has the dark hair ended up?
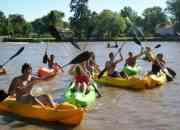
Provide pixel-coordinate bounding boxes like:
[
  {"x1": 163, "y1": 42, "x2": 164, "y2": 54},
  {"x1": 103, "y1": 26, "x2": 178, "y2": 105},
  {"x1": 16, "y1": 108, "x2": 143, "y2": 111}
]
[
  {"x1": 109, "y1": 52, "x2": 114, "y2": 58},
  {"x1": 50, "y1": 54, "x2": 55, "y2": 59},
  {"x1": 128, "y1": 52, "x2": 133, "y2": 56},
  {"x1": 21, "y1": 63, "x2": 32, "y2": 74},
  {"x1": 157, "y1": 53, "x2": 163, "y2": 59}
]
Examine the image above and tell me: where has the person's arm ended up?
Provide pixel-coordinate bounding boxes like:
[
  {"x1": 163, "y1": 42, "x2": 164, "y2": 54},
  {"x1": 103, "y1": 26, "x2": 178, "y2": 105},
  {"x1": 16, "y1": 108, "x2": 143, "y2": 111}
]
[
  {"x1": 134, "y1": 47, "x2": 144, "y2": 59},
  {"x1": 8, "y1": 78, "x2": 18, "y2": 96},
  {"x1": 115, "y1": 52, "x2": 123, "y2": 65}
]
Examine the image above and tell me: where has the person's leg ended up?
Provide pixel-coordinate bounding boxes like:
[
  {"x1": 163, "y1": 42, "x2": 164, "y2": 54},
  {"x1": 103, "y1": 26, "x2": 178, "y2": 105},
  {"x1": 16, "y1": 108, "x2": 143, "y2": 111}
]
[
  {"x1": 83, "y1": 82, "x2": 87, "y2": 94},
  {"x1": 37, "y1": 95, "x2": 56, "y2": 108}
]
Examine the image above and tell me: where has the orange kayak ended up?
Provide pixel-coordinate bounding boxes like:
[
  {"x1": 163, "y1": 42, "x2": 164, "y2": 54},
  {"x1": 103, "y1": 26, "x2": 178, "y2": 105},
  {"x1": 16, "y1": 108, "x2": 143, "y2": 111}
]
[
  {"x1": 37, "y1": 64, "x2": 63, "y2": 80},
  {"x1": 0, "y1": 68, "x2": 6, "y2": 76},
  {"x1": 0, "y1": 97, "x2": 85, "y2": 125}
]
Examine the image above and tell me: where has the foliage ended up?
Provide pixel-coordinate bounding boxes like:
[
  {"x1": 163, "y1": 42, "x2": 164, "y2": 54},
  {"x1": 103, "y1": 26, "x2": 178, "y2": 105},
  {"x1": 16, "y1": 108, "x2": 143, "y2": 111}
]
[
  {"x1": 142, "y1": 6, "x2": 168, "y2": 34},
  {"x1": 167, "y1": 0, "x2": 180, "y2": 32}
]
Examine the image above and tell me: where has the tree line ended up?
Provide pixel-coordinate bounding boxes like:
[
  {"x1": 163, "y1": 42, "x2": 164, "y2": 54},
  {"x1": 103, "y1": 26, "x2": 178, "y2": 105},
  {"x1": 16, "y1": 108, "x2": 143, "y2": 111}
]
[{"x1": 0, "y1": 0, "x2": 179, "y2": 40}]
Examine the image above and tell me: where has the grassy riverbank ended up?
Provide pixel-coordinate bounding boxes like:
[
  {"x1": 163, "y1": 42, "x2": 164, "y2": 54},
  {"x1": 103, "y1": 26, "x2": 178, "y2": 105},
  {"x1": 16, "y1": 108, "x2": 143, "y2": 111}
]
[{"x1": 2, "y1": 36, "x2": 180, "y2": 42}]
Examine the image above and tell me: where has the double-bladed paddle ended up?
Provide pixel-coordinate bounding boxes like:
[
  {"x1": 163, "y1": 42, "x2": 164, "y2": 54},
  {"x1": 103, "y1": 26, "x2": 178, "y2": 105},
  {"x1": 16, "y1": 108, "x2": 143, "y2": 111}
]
[
  {"x1": 62, "y1": 51, "x2": 92, "y2": 68},
  {"x1": 0, "y1": 46, "x2": 25, "y2": 68},
  {"x1": 48, "y1": 25, "x2": 81, "y2": 50},
  {"x1": 133, "y1": 37, "x2": 176, "y2": 81}
]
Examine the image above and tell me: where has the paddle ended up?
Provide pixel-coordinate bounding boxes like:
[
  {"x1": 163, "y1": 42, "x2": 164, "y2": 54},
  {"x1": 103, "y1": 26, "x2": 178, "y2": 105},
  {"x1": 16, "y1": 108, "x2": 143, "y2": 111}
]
[
  {"x1": 62, "y1": 51, "x2": 92, "y2": 68},
  {"x1": 48, "y1": 25, "x2": 81, "y2": 50},
  {"x1": 42, "y1": 43, "x2": 48, "y2": 64},
  {"x1": 0, "y1": 46, "x2": 24, "y2": 68},
  {"x1": 98, "y1": 43, "x2": 125, "y2": 79},
  {"x1": 133, "y1": 36, "x2": 161, "y2": 50},
  {"x1": 133, "y1": 37, "x2": 175, "y2": 80}
]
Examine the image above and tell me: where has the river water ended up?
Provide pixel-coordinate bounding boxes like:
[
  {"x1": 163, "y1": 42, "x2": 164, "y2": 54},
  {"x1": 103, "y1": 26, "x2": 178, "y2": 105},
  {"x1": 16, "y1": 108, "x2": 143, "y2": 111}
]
[{"x1": 0, "y1": 41, "x2": 180, "y2": 130}]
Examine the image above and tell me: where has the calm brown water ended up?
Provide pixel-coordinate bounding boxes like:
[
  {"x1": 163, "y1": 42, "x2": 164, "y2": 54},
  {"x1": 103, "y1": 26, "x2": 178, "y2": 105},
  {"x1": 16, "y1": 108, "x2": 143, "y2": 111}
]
[{"x1": 0, "y1": 41, "x2": 180, "y2": 130}]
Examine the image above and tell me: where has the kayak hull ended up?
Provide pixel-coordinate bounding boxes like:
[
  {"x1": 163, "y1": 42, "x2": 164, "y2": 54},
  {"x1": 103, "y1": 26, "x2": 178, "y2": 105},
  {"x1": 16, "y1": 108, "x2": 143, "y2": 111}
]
[
  {"x1": 37, "y1": 65, "x2": 63, "y2": 80},
  {"x1": 93, "y1": 72, "x2": 166, "y2": 90},
  {"x1": 0, "y1": 68, "x2": 6, "y2": 75},
  {"x1": 0, "y1": 97, "x2": 84, "y2": 125},
  {"x1": 64, "y1": 82, "x2": 97, "y2": 107}
]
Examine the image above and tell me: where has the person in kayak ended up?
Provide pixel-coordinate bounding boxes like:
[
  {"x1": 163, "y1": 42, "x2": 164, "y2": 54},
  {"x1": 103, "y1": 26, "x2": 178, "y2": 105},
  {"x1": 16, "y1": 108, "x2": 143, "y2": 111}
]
[
  {"x1": 74, "y1": 65, "x2": 90, "y2": 94},
  {"x1": 86, "y1": 52, "x2": 100, "y2": 75},
  {"x1": 105, "y1": 51, "x2": 123, "y2": 77},
  {"x1": 143, "y1": 47, "x2": 156, "y2": 62},
  {"x1": 69, "y1": 60, "x2": 90, "y2": 76},
  {"x1": 8, "y1": 63, "x2": 56, "y2": 108},
  {"x1": 47, "y1": 54, "x2": 62, "y2": 70},
  {"x1": 125, "y1": 48, "x2": 144, "y2": 68},
  {"x1": 150, "y1": 53, "x2": 166, "y2": 74},
  {"x1": 0, "y1": 67, "x2": 6, "y2": 75}
]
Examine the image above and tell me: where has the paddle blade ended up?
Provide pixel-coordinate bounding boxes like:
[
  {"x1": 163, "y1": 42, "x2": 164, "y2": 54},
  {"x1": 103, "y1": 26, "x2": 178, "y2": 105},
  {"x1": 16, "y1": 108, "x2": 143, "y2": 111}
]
[
  {"x1": 0, "y1": 90, "x2": 8, "y2": 102},
  {"x1": 154, "y1": 44, "x2": 161, "y2": 49},
  {"x1": 48, "y1": 25, "x2": 62, "y2": 40},
  {"x1": 133, "y1": 36, "x2": 142, "y2": 46},
  {"x1": 167, "y1": 67, "x2": 176, "y2": 77},
  {"x1": 70, "y1": 39, "x2": 81, "y2": 50},
  {"x1": 43, "y1": 54, "x2": 48, "y2": 64},
  {"x1": 9, "y1": 47, "x2": 24, "y2": 60},
  {"x1": 62, "y1": 51, "x2": 91, "y2": 67}
]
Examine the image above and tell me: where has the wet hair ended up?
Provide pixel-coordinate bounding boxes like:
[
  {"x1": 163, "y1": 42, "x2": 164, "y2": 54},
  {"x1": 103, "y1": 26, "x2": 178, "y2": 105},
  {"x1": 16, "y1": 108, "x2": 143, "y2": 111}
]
[
  {"x1": 157, "y1": 53, "x2": 163, "y2": 58},
  {"x1": 128, "y1": 52, "x2": 133, "y2": 56},
  {"x1": 21, "y1": 63, "x2": 32, "y2": 74},
  {"x1": 50, "y1": 54, "x2": 55, "y2": 59},
  {"x1": 109, "y1": 52, "x2": 114, "y2": 58}
]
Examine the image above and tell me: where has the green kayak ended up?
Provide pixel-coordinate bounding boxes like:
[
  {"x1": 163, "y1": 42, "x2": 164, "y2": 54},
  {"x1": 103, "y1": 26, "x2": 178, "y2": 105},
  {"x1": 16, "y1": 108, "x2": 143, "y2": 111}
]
[
  {"x1": 64, "y1": 81, "x2": 97, "y2": 107},
  {"x1": 123, "y1": 65, "x2": 141, "y2": 76}
]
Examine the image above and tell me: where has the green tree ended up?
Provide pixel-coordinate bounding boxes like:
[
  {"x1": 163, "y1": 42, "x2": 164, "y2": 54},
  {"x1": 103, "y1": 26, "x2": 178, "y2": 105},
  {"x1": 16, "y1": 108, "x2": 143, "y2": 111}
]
[
  {"x1": 142, "y1": 6, "x2": 168, "y2": 34},
  {"x1": 69, "y1": 0, "x2": 89, "y2": 39},
  {"x1": 0, "y1": 11, "x2": 7, "y2": 35},
  {"x1": 120, "y1": 7, "x2": 143, "y2": 35},
  {"x1": 167, "y1": 0, "x2": 180, "y2": 31},
  {"x1": 96, "y1": 10, "x2": 126, "y2": 39},
  {"x1": 23, "y1": 22, "x2": 33, "y2": 36},
  {"x1": 120, "y1": 6, "x2": 138, "y2": 23},
  {"x1": 32, "y1": 10, "x2": 65, "y2": 35}
]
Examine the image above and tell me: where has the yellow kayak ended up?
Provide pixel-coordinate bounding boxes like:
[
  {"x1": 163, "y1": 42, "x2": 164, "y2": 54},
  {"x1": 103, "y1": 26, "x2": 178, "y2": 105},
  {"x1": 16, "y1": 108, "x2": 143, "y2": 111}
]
[
  {"x1": 144, "y1": 72, "x2": 167, "y2": 89},
  {"x1": 93, "y1": 72, "x2": 166, "y2": 90},
  {"x1": 0, "y1": 97, "x2": 85, "y2": 125}
]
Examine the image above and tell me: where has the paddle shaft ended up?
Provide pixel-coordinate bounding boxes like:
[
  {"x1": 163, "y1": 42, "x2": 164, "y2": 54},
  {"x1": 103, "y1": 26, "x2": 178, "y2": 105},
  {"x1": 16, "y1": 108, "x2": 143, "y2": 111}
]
[{"x1": 1, "y1": 47, "x2": 24, "y2": 67}]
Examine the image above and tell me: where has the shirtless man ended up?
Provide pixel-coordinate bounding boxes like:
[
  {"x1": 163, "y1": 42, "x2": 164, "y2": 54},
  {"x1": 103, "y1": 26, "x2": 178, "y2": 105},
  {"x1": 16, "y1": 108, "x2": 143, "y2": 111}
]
[
  {"x1": 105, "y1": 51, "x2": 123, "y2": 77},
  {"x1": 125, "y1": 48, "x2": 144, "y2": 67},
  {"x1": 8, "y1": 63, "x2": 56, "y2": 108}
]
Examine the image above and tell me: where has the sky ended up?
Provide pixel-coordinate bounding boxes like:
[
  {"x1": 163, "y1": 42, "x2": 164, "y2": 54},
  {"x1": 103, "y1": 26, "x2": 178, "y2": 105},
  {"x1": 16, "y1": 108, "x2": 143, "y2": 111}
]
[{"x1": 0, "y1": 0, "x2": 167, "y2": 22}]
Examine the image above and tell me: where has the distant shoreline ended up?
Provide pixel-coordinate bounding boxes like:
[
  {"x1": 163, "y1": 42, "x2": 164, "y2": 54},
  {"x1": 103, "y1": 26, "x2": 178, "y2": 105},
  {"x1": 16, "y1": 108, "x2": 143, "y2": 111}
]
[{"x1": 2, "y1": 36, "x2": 180, "y2": 42}]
